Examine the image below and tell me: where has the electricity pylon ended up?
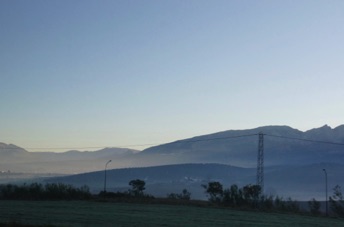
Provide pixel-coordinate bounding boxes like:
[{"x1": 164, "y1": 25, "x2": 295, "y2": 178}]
[{"x1": 256, "y1": 132, "x2": 264, "y2": 193}]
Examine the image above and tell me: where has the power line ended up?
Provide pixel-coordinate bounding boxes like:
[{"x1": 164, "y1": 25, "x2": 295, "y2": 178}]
[
  {"x1": 2, "y1": 133, "x2": 344, "y2": 151},
  {"x1": 171, "y1": 133, "x2": 259, "y2": 144},
  {"x1": 264, "y1": 134, "x2": 344, "y2": 146},
  {"x1": 0, "y1": 134, "x2": 259, "y2": 151}
]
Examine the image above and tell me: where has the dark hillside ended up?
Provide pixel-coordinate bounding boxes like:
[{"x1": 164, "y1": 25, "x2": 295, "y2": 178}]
[{"x1": 45, "y1": 162, "x2": 344, "y2": 200}]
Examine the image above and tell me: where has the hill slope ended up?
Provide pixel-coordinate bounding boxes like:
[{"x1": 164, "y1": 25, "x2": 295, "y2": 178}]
[
  {"x1": 139, "y1": 125, "x2": 344, "y2": 167},
  {"x1": 45, "y1": 162, "x2": 344, "y2": 200}
]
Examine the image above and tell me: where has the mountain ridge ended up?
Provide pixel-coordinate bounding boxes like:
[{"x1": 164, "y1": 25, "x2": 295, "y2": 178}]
[
  {"x1": 139, "y1": 124, "x2": 344, "y2": 167},
  {"x1": 1, "y1": 124, "x2": 344, "y2": 174}
]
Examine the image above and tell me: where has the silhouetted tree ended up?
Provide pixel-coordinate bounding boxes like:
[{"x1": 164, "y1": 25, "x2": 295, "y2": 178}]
[
  {"x1": 260, "y1": 195, "x2": 274, "y2": 210},
  {"x1": 273, "y1": 196, "x2": 299, "y2": 213},
  {"x1": 167, "y1": 189, "x2": 191, "y2": 200},
  {"x1": 223, "y1": 184, "x2": 244, "y2": 207},
  {"x1": 243, "y1": 184, "x2": 261, "y2": 201},
  {"x1": 243, "y1": 184, "x2": 261, "y2": 208},
  {"x1": 202, "y1": 181, "x2": 223, "y2": 203},
  {"x1": 308, "y1": 198, "x2": 321, "y2": 215},
  {"x1": 330, "y1": 185, "x2": 344, "y2": 217},
  {"x1": 285, "y1": 197, "x2": 300, "y2": 213},
  {"x1": 180, "y1": 189, "x2": 191, "y2": 200},
  {"x1": 200, "y1": 182, "x2": 304, "y2": 213},
  {"x1": 273, "y1": 196, "x2": 286, "y2": 210},
  {"x1": 129, "y1": 179, "x2": 146, "y2": 196}
]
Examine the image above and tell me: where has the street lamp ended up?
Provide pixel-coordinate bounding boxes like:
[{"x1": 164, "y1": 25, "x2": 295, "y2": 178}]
[
  {"x1": 323, "y1": 169, "x2": 328, "y2": 216},
  {"x1": 104, "y1": 160, "x2": 112, "y2": 193}
]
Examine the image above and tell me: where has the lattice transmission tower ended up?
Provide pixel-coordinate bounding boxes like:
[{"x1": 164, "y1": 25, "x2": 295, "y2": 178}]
[{"x1": 256, "y1": 132, "x2": 264, "y2": 193}]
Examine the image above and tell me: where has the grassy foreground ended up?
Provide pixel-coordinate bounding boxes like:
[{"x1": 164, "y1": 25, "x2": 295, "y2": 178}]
[{"x1": 0, "y1": 200, "x2": 342, "y2": 227}]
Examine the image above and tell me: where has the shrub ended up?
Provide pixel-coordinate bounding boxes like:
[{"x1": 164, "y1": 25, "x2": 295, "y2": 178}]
[
  {"x1": 308, "y1": 198, "x2": 321, "y2": 215},
  {"x1": 167, "y1": 189, "x2": 191, "y2": 200}
]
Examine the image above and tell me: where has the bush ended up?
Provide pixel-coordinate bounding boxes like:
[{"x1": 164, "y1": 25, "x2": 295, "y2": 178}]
[{"x1": 167, "y1": 189, "x2": 191, "y2": 200}]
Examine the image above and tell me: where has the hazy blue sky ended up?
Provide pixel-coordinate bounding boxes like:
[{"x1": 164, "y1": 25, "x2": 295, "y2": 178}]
[{"x1": 1, "y1": 0, "x2": 343, "y2": 151}]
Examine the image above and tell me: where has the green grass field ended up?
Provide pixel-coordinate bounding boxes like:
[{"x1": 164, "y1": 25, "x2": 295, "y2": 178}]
[{"x1": 0, "y1": 200, "x2": 342, "y2": 227}]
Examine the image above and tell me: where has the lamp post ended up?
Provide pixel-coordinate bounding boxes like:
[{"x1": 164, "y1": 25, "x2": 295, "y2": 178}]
[
  {"x1": 104, "y1": 160, "x2": 112, "y2": 193},
  {"x1": 323, "y1": 168, "x2": 328, "y2": 216}
]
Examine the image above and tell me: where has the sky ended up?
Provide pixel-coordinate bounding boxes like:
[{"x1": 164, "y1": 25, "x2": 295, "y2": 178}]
[{"x1": 1, "y1": 0, "x2": 344, "y2": 152}]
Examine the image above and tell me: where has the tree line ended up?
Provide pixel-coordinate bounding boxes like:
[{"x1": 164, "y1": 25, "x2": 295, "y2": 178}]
[
  {"x1": 0, "y1": 183, "x2": 91, "y2": 200},
  {"x1": 2, "y1": 180, "x2": 344, "y2": 217},
  {"x1": 202, "y1": 182, "x2": 299, "y2": 212},
  {"x1": 203, "y1": 181, "x2": 344, "y2": 217}
]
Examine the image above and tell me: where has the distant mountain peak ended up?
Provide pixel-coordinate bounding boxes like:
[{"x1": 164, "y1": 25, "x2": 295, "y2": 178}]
[
  {"x1": 320, "y1": 124, "x2": 331, "y2": 129},
  {"x1": 0, "y1": 142, "x2": 28, "y2": 154}
]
